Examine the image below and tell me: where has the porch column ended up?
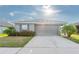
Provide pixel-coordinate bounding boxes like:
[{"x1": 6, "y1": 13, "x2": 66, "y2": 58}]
[
  {"x1": 27, "y1": 24, "x2": 30, "y2": 31},
  {"x1": 19, "y1": 24, "x2": 22, "y2": 31}
]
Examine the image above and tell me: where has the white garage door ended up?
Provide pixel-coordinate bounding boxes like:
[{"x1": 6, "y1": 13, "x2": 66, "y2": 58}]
[{"x1": 36, "y1": 24, "x2": 59, "y2": 36}]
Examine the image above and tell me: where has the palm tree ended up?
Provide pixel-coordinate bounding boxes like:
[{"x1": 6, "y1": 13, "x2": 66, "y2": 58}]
[{"x1": 61, "y1": 24, "x2": 77, "y2": 37}]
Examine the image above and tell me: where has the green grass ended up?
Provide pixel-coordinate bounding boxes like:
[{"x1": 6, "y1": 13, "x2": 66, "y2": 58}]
[
  {"x1": 70, "y1": 34, "x2": 79, "y2": 43},
  {"x1": 0, "y1": 34, "x2": 8, "y2": 37},
  {"x1": 0, "y1": 36, "x2": 33, "y2": 47}
]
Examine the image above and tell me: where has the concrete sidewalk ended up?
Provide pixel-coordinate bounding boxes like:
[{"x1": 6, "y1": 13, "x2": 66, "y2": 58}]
[
  {"x1": 18, "y1": 36, "x2": 79, "y2": 54},
  {"x1": 0, "y1": 48, "x2": 21, "y2": 54}
]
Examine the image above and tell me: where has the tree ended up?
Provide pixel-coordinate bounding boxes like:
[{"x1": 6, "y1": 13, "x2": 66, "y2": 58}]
[
  {"x1": 3, "y1": 27, "x2": 16, "y2": 36},
  {"x1": 61, "y1": 24, "x2": 77, "y2": 37}
]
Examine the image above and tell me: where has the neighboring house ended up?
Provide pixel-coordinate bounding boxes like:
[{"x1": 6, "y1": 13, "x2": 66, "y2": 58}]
[
  {"x1": 14, "y1": 19, "x2": 65, "y2": 36},
  {"x1": 0, "y1": 21, "x2": 13, "y2": 33},
  {"x1": 75, "y1": 22, "x2": 79, "y2": 33}
]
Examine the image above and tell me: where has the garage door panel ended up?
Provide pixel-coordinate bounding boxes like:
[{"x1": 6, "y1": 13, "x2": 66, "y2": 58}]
[{"x1": 36, "y1": 24, "x2": 58, "y2": 36}]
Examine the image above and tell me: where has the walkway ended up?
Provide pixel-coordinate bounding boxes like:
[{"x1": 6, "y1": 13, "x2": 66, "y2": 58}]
[{"x1": 18, "y1": 36, "x2": 79, "y2": 54}]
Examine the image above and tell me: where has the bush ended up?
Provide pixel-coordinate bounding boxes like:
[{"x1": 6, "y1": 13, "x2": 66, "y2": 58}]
[
  {"x1": 61, "y1": 24, "x2": 77, "y2": 37},
  {"x1": 16, "y1": 30, "x2": 35, "y2": 36},
  {"x1": 3, "y1": 27, "x2": 35, "y2": 36},
  {"x1": 3, "y1": 27, "x2": 16, "y2": 36},
  {"x1": 70, "y1": 34, "x2": 79, "y2": 43}
]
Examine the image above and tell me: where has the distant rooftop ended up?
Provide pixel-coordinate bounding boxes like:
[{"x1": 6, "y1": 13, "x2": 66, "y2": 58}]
[
  {"x1": 0, "y1": 21, "x2": 14, "y2": 27},
  {"x1": 74, "y1": 21, "x2": 79, "y2": 25}
]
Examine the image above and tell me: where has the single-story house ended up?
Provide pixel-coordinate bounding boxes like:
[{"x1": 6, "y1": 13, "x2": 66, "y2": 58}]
[
  {"x1": 0, "y1": 21, "x2": 13, "y2": 33},
  {"x1": 14, "y1": 20, "x2": 65, "y2": 36}
]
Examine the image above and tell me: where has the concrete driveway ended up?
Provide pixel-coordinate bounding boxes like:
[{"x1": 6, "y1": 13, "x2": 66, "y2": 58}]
[{"x1": 18, "y1": 36, "x2": 79, "y2": 54}]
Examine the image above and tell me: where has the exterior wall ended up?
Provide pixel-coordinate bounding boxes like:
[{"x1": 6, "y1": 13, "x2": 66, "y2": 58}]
[
  {"x1": 28, "y1": 24, "x2": 35, "y2": 31},
  {"x1": 15, "y1": 24, "x2": 35, "y2": 32},
  {"x1": 35, "y1": 24, "x2": 60, "y2": 36}
]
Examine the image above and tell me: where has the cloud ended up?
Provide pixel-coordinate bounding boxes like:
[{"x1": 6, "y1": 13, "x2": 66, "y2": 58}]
[
  {"x1": 14, "y1": 5, "x2": 61, "y2": 21},
  {"x1": 9, "y1": 12, "x2": 15, "y2": 16},
  {"x1": 0, "y1": 5, "x2": 7, "y2": 7},
  {"x1": 25, "y1": 6, "x2": 60, "y2": 21},
  {"x1": 13, "y1": 11, "x2": 38, "y2": 20},
  {"x1": 15, "y1": 11, "x2": 37, "y2": 16},
  {"x1": 0, "y1": 5, "x2": 4, "y2": 7},
  {"x1": 42, "y1": 5, "x2": 60, "y2": 16},
  {"x1": 32, "y1": 5, "x2": 61, "y2": 20},
  {"x1": 30, "y1": 12, "x2": 37, "y2": 16},
  {"x1": 22, "y1": 16, "x2": 34, "y2": 20}
]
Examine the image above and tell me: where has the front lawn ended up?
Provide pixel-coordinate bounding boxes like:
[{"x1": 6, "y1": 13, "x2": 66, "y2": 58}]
[
  {"x1": 0, "y1": 34, "x2": 8, "y2": 37},
  {"x1": 70, "y1": 34, "x2": 79, "y2": 43},
  {"x1": 0, "y1": 36, "x2": 33, "y2": 47}
]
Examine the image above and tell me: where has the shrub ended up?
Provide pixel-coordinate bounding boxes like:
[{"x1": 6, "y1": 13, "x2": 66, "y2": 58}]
[
  {"x1": 3, "y1": 27, "x2": 35, "y2": 36},
  {"x1": 16, "y1": 30, "x2": 35, "y2": 36},
  {"x1": 61, "y1": 24, "x2": 77, "y2": 37},
  {"x1": 70, "y1": 34, "x2": 79, "y2": 43},
  {"x1": 3, "y1": 27, "x2": 16, "y2": 36}
]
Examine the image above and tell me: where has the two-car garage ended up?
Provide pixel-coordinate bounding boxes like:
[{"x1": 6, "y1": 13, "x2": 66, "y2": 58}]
[
  {"x1": 34, "y1": 20, "x2": 64, "y2": 36},
  {"x1": 35, "y1": 24, "x2": 61, "y2": 36}
]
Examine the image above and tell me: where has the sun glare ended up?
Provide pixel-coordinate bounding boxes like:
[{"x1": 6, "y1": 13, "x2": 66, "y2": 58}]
[{"x1": 42, "y1": 5, "x2": 60, "y2": 16}]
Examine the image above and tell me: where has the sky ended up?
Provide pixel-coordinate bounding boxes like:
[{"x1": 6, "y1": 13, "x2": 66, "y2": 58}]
[{"x1": 0, "y1": 5, "x2": 79, "y2": 23}]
